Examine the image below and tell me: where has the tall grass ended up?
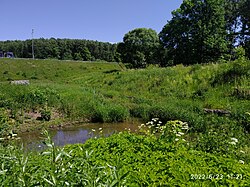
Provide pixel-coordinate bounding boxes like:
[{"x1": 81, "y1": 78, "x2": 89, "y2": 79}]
[{"x1": 0, "y1": 58, "x2": 249, "y2": 135}]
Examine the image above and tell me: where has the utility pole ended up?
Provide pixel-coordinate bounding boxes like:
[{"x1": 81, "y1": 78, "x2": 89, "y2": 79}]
[{"x1": 32, "y1": 29, "x2": 35, "y2": 59}]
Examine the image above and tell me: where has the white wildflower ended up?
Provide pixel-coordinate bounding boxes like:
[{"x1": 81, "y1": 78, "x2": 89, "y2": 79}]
[
  {"x1": 178, "y1": 132, "x2": 185, "y2": 136},
  {"x1": 175, "y1": 138, "x2": 179, "y2": 141},
  {"x1": 181, "y1": 125, "x2": 189, "y2": 130},
  {"x1": 231, "y1": 138, "x2": 238, "y2": 143},
  {"x1": 240, "y1": 150, "x2": 245, "y2": 154},
  {"x1": 239, "y1": 160, "x2": 245, "y2": 164},
  {"x1": 229, "y1": 141, "x2": 236, "y2": 145}
]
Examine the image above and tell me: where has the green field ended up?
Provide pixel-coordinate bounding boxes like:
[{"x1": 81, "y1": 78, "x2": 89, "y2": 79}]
[{"x1": 0, "y1": 58, "x2": 250, "y2": 186}]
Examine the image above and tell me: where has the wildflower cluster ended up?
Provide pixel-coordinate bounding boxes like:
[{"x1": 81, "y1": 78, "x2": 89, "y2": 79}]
[
  {"x1": 164, "y1": 120, "x2": 189, "y2": 142},
  {"x1": 138, "y1": 118, "x2": 164, "y2": 134},
  {"x1": 139, "y1": 118, "x2": 189, "y2": 143}
]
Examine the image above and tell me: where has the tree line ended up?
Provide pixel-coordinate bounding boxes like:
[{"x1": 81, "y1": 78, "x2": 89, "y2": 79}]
[
  {"x1": 0, "y1": 38, "x2": 120, "y2": 62},
  {"x1": 0, "y1": 0, "x2": 249, "y2": 68}
]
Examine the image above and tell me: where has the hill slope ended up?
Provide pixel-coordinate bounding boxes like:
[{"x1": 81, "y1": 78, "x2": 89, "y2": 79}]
[
  {"x1": 0, "y1": 58, "x2": 250, "y2": 185},
  {"x1": 0, "y1": 58, "x2": 249, "y2": 131}
]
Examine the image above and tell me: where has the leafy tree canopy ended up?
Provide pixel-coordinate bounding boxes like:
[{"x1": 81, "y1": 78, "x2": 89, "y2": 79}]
[
  {"x1": 159, "y1": 0, "x2": 228, "y2": 66},
  {"x1": 119, "y1": 28, "x2": 160, "y2": 68}
]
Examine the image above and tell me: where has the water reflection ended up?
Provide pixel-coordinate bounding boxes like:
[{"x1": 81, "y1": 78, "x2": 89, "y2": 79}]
[
  {"x1": 19, "y1": 121, "x2": 141, "y2": 151},
  {"x1": 53, "y1": 129, "x2": 89, "y2": 146}
]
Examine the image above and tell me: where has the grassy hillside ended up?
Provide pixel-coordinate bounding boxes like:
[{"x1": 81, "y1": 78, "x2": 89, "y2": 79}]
[
  {"x1": 0, "y1": 58, "x2": 249, "y2": 132},
  {"x1": 0, "y1": 58, "x2": 250, "y2": 186}
]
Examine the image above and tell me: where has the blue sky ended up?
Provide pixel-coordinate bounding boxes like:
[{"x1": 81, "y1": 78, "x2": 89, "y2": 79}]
[{"x1": 1, "y1": 0, "x2": 182, "y2": 43}]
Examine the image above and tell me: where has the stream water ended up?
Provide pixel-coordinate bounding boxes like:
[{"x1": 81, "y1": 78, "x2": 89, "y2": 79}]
[{"x1": 19, "y1": 120, "x2": 141, "y2": 151}]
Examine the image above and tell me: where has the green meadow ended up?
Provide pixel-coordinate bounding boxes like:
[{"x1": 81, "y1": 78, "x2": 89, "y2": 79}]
[{"x1": 0, "y1": 58, "x2": 250, "y2": 186}]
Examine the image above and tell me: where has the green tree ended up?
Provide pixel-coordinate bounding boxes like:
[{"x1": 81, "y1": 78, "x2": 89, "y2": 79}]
[
  {"x1": 159, "y1": 0, "x2": 228, "y2": 65},
  {"x1": 120, "y1": 28, "x2": 160, "y2": 68},
  {"x1": 240, "y1": 0, "x2": 250, "y2": 58},
  {"x1": 82, "y1": 47, "x2": 92, "y2": 61}
]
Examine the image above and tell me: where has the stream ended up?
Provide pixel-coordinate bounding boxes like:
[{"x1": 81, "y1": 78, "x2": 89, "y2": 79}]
[{"x1": 19, "y1": 120, "x2": 141, "y2": 151}]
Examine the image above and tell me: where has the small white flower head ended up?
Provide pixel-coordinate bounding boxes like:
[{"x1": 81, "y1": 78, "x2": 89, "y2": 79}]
[
  {"x1": 240, "y1": 150, "x2": 245, "y2": 154},
  {"x1": 176, "y1": 133, "x2": 182, "y2": 137},
  {"x1": 231, "y1": 138, "x2": 238, "y2": 143},
  {"x1": 239, "y1": 160, "x2": 245, "y2": 164},
  {"x1": 229, "y1": 141, "x2": 236, "y2": 145},
  {"x1": 91, "y1": 129, "x2": 96, "y2": 132},
  {"x1": 159, "y1": 121, "x2": 162, "y2": 124},
  {"x1": 175, "y1": 138, "x2": 179, "y2": 141},
  {"x1": 182, "y1": 139, "x2": 186, "y2": 142},
  {"x1": 181, "y1": 126, "x2": 188, "y2": 130},
  {"x1": 99, "y1": 128, "x2": 103, "y2": 130},
  {"x1": 178, "y1": 132, "x2": 185, "y2": 136}
]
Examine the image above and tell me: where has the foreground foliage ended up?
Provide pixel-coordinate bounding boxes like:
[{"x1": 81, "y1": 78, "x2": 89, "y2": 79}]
[{"x1": 0, "y1": 121, "x2": 249, "y2": 186}]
